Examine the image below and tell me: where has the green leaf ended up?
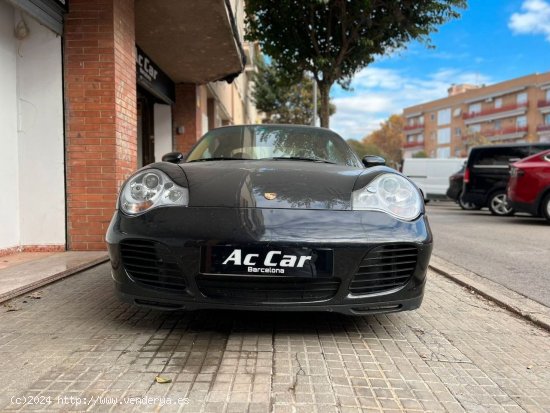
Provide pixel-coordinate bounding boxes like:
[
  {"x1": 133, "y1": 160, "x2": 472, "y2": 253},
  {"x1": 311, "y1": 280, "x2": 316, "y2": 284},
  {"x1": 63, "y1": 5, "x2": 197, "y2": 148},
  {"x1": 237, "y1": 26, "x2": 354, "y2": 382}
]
[{"x1": 155, "y1": 376, "x2": 172, "y2": 384}]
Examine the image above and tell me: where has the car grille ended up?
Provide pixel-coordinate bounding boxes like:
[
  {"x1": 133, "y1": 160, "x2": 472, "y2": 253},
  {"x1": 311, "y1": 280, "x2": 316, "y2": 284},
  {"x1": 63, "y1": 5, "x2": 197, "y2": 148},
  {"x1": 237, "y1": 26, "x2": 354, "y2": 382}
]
[
  {"x1": 120, "y1": 239, "x2": 186, "y2": 291},
  {"x1": 349, "y1": 244, "x2": 418, "y2": 295},
  {"x1": 196, "y1": 275, "x2": 340, "y2": 303}
]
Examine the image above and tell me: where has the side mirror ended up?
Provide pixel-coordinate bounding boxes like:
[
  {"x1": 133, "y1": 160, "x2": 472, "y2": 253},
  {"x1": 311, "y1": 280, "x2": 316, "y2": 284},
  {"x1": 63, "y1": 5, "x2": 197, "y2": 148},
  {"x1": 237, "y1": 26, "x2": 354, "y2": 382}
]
[
  {"x1": 362, "y1": 155, "x2": 386, "y2": 168},
  {"x1": 162, "y1": 152, "x2": 185, "y2": 163}
]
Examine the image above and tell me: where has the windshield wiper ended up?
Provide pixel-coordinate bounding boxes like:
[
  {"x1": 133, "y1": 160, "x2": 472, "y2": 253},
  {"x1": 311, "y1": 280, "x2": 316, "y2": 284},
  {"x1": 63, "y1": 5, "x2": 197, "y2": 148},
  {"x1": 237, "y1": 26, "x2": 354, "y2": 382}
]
[
  {"x1": 262, "y1": 156, "x2": 336, "y2": 164},
  {"x1": 187, "y1": 157, "x2": 253, "y2": 163}
]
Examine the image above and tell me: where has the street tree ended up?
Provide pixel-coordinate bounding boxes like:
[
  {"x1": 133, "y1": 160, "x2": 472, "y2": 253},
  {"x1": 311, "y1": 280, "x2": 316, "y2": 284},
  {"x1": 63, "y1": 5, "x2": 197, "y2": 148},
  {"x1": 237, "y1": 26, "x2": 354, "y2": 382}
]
[
  {"x1": 362, "y1": 114, "x2": 404, "y2": 166},
  {"x1": 253, "y1": 57, "x2": 335, "y2": 125},
  {"x1": 412, "y1": 150, "x2": 429, "y2": 158},
  {"x1": 245, "y1": 0, "x2": 466, "y2": 127},
  {"x1": 347, "y1": 139, "x2": 385, "y2": 159}
]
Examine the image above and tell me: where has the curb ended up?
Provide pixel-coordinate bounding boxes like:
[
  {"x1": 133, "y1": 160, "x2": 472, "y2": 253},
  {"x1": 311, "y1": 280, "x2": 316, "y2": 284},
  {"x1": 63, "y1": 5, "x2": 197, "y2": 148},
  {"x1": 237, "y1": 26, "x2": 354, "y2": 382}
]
[
  {"x1": 429, "y1": 255, "x2": 550, "y2": 332},
  {"x1": 0, "y1": 255, "x2": 109, "y2": 304}
]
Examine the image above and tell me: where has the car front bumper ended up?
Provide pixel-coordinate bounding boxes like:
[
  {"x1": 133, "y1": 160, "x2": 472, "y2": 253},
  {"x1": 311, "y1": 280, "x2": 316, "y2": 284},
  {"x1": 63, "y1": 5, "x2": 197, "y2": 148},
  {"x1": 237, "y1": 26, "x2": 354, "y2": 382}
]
[{"x1": 106, "y1": 207, "x2": 433, "y2": 315}]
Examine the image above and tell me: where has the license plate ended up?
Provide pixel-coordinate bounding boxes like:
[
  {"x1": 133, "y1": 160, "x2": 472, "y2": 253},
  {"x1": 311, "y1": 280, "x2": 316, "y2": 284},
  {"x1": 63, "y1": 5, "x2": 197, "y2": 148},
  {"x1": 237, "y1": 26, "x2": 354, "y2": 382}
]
[{"x1": 201, "y1": 246, "x2": 333, "y2": 278}]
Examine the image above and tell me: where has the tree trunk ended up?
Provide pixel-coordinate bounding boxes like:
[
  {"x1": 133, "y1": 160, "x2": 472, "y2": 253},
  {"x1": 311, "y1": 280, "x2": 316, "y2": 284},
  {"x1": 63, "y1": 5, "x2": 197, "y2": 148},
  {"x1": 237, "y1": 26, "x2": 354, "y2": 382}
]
[{"x1": 318, "y1": 82, "x2": 331, "y2": 128}]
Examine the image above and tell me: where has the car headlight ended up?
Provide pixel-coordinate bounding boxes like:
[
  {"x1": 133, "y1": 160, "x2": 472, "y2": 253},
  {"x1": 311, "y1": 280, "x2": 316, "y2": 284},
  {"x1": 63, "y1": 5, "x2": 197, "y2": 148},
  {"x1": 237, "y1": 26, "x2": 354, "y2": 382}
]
[
  {"x1": 119, "y1": 169, "x2": 189, "y2": 215},
  {"x1": 351, "y1": 173, "x2": 422, "y2": 220}
]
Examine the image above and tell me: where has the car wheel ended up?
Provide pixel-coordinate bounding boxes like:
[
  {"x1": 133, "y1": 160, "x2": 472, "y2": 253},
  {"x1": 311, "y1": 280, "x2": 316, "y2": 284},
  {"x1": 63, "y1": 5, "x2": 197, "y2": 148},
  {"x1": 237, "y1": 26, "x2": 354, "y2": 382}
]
[
  {"x1": 458, "y1": 192, "x2": 481, "y2": 210},
  {"x1": 488, "y1": 191, "x2": 515, "y2": 216},
  {"x1": 541, "y1": 193, "x2": 550, "y2": 223}
]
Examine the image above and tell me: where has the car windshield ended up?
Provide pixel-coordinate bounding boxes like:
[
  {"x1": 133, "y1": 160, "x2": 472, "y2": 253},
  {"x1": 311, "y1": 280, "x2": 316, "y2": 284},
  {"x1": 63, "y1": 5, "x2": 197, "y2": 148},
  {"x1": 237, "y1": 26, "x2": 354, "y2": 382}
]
[{"x1": 186, "y1": 125, "x2": 362, "y2": 167}]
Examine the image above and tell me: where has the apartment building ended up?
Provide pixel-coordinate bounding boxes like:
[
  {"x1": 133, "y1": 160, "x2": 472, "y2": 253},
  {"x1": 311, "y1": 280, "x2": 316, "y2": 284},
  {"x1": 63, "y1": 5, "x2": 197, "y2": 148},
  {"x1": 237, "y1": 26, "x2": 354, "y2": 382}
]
[{"x1": 402, "y1": 72, "x2": 550, "y2": 158}]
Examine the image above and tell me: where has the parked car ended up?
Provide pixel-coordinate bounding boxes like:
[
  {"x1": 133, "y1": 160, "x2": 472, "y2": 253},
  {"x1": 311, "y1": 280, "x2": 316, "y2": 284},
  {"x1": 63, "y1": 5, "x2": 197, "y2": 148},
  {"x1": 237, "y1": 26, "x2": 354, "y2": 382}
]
[
  {"x1": 508, "y1": 149, "x2": 550, "y2": 222},
  {"x1": 446, "y1": 164, "x2": 481, "y2": 210},
  {"x1": 462, "y1": 143, "x2": 550, "y2": 216},
  {"x1": 106, "y1": 124, "x2": 432, "y2": 315},
  {"x1": 402, "y1": 158, "x2": 466, "y2": 201}
]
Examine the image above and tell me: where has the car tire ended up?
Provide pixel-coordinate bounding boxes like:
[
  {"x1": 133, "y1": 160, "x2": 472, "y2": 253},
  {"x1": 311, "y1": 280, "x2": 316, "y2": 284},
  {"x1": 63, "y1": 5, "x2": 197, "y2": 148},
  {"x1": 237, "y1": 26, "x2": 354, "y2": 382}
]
[
  {"x1": 541, "y1": 193, "x2": 550, "y2": 223},
  {"x1": 488, "y1": 191, "x2": 515, "y2": 216},
  {"x1": 458, "y1": 192, "x2": 481, "y2": 210}
]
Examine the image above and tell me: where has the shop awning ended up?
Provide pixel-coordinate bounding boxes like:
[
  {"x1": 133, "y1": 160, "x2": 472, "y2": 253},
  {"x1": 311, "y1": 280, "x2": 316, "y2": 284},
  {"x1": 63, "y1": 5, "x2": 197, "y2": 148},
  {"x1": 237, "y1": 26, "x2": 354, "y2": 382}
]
[{"x1": 135, "y1": 0, "x2": 246, "y2": 84}]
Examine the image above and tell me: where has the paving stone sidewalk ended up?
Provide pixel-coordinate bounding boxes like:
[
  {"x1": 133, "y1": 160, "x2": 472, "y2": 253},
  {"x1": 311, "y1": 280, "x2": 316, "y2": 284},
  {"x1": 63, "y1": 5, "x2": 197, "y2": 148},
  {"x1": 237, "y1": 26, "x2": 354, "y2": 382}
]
[{"x1": 0, "y1": 263, "x2": 549, "y2": 412}]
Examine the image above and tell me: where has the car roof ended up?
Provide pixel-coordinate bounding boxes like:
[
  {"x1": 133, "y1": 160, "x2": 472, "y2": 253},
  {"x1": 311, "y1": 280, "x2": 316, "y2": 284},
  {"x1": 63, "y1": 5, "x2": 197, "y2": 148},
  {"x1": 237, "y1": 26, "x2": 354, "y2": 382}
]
[
  {"x1": 471, "y1": 142, "x2": 550, "y2": 150},
  {"x1": 209, "y1": 124, "x2": 335, "y2": 133}
]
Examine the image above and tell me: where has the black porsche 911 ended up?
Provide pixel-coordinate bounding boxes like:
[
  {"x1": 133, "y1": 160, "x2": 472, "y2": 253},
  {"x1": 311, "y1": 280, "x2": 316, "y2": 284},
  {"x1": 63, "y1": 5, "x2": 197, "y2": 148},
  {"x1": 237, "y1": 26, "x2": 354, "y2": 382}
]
[{"x1": 106, "y1": 125, "x2": 433, "y2": 315}]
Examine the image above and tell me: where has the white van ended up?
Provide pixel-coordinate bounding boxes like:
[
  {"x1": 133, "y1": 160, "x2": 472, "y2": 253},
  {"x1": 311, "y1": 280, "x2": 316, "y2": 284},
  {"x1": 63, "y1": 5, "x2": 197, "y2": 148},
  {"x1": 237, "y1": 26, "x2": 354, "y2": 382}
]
[{"x1": 402, "y1": 158, "x2": 466, "y2": 200}]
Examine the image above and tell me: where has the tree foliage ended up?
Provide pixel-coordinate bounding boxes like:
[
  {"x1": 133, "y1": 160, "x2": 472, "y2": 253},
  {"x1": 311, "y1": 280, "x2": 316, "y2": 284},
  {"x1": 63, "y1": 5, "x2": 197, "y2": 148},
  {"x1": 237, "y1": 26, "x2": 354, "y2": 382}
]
[
  {"x1": 347, "y1": 139, "x2": 385, "y2": 159},
  {"x1": 362, "y1": 114, "x2": 404, "y2": 166},
  {"x1": 252, "y1": 57, "x2": 335, "y2": 125},
  {"x1": 245, "y1": 0, "x2": 466, "y2": 127},
  {"x1": 412, "y1": 150, "x2": 429, "y2": 158}
]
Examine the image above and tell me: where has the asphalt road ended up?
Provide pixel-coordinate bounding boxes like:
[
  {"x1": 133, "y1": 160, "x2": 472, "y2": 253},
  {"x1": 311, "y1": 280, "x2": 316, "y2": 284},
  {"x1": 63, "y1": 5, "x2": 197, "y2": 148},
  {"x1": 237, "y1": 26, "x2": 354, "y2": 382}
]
[{"x1": 426, "y1": 201, "x2": 550, "y2": 307}]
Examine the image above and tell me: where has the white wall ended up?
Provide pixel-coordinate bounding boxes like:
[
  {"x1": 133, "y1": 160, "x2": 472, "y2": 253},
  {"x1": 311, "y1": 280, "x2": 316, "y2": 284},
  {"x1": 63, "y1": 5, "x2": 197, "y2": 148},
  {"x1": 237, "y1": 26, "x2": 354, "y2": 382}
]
[
  {"x1": 16, "y1": 10, "x2": 65, "y2": 246},
  {"x1": 154, "y1": 103, "x2": 172, "y2": 162},
  {"x1": 0, "y1": 2, "x2": 20, "y2": 250},
  {"x1": 0, "y1": 3, "x2": 65, "y2": 250}
]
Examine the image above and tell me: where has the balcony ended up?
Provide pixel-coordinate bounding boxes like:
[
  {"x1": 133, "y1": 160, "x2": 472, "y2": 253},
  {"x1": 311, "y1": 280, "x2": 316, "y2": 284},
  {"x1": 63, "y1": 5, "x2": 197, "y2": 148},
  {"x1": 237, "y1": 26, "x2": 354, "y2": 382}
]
[
  {"x1": 463, "y1": 102, "x2": 528, "y2": 124},
  {"x1": 463, "y1": 102, "x2": 528, "y2": 119},
  {"x1": 484, "y1": 125, "x2": 528, "y2": 137},
  {"x1": 538, "y1": 99, "x2": 550, "y2": 114},
  {"x1": 537, "y1": 124, "x2": 550, "y2": 132},
  {"x1": 403, "y1": 123, "x2": 424, "y2": 134},
  {"x1": 135, "y1": 0, "x2": 245, "y2": 84},
  {"x1": 464, "y1": 126, "x2": 528, "y2": 142},
  {"x1": 403, "y1": 140, "x2": 424, "y2": 148}
]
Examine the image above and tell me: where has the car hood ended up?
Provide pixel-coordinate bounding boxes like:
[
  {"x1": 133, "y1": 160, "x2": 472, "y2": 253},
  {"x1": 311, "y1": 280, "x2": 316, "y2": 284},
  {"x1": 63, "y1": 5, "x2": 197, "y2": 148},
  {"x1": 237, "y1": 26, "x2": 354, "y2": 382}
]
[{"x1": 178, "y1": 160, "x2": 365, "y2": 210}]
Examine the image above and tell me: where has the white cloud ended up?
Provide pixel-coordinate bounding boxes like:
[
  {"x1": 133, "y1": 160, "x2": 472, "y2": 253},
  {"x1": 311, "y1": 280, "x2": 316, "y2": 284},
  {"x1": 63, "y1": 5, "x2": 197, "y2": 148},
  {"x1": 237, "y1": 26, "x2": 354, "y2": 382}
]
[
  {"x1": 509, "y1": 0, "x2": 550, "y2": 42},
  {"x1": 330, "y1": 67, "x2": 491, "y2": 140}
]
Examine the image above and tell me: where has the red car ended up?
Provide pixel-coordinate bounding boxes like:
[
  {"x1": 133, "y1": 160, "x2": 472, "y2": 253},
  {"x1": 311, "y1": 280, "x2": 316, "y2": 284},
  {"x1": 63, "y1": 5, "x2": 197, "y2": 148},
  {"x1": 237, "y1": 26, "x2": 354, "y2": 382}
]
[{"x1": 508, "y1": 149, "x2": 550, "y2": 222}]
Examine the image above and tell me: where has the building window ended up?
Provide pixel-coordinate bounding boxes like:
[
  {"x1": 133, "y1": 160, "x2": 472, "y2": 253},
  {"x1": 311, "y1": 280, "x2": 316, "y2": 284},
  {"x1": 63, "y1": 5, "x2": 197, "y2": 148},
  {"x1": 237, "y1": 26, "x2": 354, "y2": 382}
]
[
  {"x1": 516, "y1": 115, "x2": 527, "y2": 127},
  {"x1": 469, "y1": 124, "x2": 481, "y2": 133},
  {"x1": 418, "y1": 134, "x2": 424, "y2": 142},
  {"x1": 437, "y1": 147, "x2": 451, "y2": 159},
  {"x1": 546, "y1": 89, "x2": 550, "y2": 102},
  {"x1": 517, "y1": 92, "x2": 527, "y2": 104},
  {"x1": 407, "y1": 135, "x2": 414, "y2": 143},
  {"x1": 437, "y1": 128, "x2": 451, "y2": 144},
  {"x1": 544, "y1": 113, "x2": 550, "y2": 125},
  {"x1": 430, "y1": 113, "x2": 435, "y2": 121},
  {"x1": 469, "y1": 103, "x2": 481, "y2": 114},
  {"x1": 494, "y1": 120, "x2": 502, "y2": 130},
  {"x1": 455, "y1": 127, "x2": 461, "y2": 136},
  {"x1": 437, "y1": 108, "x2": 451, "y2": 126},
  {"x1": 494, "y1": 98, "x2": 503, "y2": 109}
]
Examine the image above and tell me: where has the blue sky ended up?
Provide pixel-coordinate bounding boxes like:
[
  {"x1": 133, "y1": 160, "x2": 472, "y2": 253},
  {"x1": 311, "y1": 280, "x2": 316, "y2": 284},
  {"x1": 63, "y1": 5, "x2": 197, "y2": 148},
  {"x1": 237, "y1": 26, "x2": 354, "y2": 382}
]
[{"x1": 331, "y1": 0, "x2": 550, "y2": 140}]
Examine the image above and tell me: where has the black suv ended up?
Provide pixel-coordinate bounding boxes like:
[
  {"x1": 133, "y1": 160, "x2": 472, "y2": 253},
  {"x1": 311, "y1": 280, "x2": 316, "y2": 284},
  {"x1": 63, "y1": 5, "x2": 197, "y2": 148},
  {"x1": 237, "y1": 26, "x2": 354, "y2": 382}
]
[{"x1": 462, "y1": 143, "x2": 550, "y2": 216}]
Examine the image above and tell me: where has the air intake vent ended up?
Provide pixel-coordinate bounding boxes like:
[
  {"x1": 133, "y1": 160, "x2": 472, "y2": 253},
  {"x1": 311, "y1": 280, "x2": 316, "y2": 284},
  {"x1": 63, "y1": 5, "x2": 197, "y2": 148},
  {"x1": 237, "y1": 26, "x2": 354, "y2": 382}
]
[
  {"x1": 196, "y1": 275, "x2": 340, "y2": 303},
  {"x1": 120, "y1": 239, "x2": 186, "y2": 291},
  {"x1": 349, "y1": 245, "x2": 418, "y2": 295}
]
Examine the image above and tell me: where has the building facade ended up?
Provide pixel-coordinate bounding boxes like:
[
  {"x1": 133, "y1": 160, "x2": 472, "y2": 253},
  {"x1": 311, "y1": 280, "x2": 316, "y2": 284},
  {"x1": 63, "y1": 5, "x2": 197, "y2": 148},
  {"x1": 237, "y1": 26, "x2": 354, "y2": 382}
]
[
  {"x1": 402, "y1": 72, "x2": 550, "y2": 159},
  {"x1": 0, "y1": 0, "x2": 258, "y2": 254}
]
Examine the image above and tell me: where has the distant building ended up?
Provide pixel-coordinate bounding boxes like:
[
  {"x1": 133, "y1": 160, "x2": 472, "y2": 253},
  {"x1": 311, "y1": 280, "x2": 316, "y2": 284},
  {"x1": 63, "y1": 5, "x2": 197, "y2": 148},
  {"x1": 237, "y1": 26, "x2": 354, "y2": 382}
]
[{"x1": 402, "y1": 72, "x2": 550, "y2": 158}]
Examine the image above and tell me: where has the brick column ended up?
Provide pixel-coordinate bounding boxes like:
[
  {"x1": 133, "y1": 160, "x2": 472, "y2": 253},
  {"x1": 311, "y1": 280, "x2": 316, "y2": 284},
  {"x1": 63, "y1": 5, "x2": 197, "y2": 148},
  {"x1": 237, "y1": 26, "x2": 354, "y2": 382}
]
[
  {"x1": 172, "y1": 84, "x2": 201, "y2": 154},
  {"x1": 64, "y1": 0, "x2": 137, "y2": 250}
]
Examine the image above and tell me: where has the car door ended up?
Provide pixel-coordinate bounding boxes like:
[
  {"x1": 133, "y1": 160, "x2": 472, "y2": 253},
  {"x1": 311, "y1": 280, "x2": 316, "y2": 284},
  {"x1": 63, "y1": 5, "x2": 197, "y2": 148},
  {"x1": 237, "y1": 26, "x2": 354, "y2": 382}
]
[{"x1": 471, "y1": 146, "x2": 531, "y2": 196}]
